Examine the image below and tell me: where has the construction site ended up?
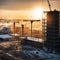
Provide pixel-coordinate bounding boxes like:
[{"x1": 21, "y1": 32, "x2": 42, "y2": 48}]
[{"x1": 0, "y1": 0, "x2": 60, "y2": 60}]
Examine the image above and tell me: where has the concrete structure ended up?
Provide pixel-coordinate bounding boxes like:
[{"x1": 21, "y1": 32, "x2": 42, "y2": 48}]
[
  {"x1": 42, "y1": 10, "x2": 60, "y2": 53},
  {"x1": 21, "y1": 37, "x2": 43, "y2": 48}
]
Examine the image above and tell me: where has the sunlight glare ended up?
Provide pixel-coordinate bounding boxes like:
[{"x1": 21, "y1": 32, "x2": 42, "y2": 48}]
[{"x1": 32, "y1": 8, "x2": 43, "y2": 20}]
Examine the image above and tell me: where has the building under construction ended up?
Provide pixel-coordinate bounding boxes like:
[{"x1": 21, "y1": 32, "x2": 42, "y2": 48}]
[{"x1": 42, "y1": 10, "x2": 60, "y2": 53}]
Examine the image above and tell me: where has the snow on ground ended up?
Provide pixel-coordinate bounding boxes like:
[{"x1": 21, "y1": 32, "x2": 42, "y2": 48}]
[
  {"x1": 26, "y1": 37, "x2": 43, "y2": 43},
  {"x1": 22, "y1": 45, "x2": 60, "y2": 60},
  {"x1": 0, "y1": 36, "x2": 60, "y2": 60},
  {"x1": 0, "y1": 34, "x2": 12, "y2": 39},
  {"x1": 23, "y1": 49, "x2": 60, "y2": 60}
]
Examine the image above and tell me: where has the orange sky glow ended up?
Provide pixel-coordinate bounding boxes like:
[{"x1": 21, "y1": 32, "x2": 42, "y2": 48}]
[
  {"x1": 0, "y1": 7, "x2": 44, "y2": 20},
  {"x1": 0, "y1": 0, "x2": 60, "y2": 19}
]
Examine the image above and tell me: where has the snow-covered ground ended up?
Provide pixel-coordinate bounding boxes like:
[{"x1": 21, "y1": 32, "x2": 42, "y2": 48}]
[
  {"x1": 0, "y1": 36, "x2": 60, "y2": 60},
  {"x1": 22, "y1": 45, "x2": 60, "y2": 60},
  {"x1": 0, "y1": 34, "x2": 12, "y2": 39},
  {"x1": 27, "y1": 37, "x2": 43, "y2": 43},
  {"x1": 20, "y1": 37, "x2": 60, "y2": 60}
]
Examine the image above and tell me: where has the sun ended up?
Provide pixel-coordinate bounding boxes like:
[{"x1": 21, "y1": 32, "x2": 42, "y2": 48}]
[{"x1": 32, "y1": 8, "x2": 43, "y2": 20}]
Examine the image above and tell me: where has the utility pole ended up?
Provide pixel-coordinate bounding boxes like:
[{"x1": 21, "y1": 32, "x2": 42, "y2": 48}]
[
  {"x1": 31, "y1": 21, "x2": 33, "y2": 37},
  {"x1": 13, "y1": 22, "x2": 15, "y2": 40},
  {"x1": 21, "y1": 24, "x2": 24, "y2": 37}
]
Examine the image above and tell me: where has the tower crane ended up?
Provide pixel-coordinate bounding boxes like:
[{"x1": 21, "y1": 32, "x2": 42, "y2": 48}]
[
  {"x1": 47, "y1": 0, "x2": 52, "y2": 11},
  {"x1": 23, "y1": 19, "x2": 40, "y2": 37}
]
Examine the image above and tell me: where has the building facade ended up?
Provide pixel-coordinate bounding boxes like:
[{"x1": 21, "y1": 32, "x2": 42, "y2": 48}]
[{"x1": 42, "y1": 10, "x2": 60, "y2": 53}]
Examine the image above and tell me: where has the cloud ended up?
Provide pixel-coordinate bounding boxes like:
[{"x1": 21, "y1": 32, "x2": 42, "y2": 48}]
[
  {"x1": 0, "y1": 0, "x2": 43, "y2": 10},
  {"x1": 0, "y1": 0, "x2": 60, "y2": 10}
]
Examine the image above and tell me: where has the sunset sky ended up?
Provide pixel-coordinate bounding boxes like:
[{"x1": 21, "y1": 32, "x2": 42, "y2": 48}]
[{"x1": 0, "y1": 0, "x2": 60, "y2": 19}]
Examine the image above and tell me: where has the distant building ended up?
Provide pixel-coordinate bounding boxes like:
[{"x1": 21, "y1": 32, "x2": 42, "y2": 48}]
[
  {"x1": 42, "y1": 10, "x2": 60, "y2": 53},
  {"x1": 0, "y1": 27, "x2": 12, "y2": 34}
]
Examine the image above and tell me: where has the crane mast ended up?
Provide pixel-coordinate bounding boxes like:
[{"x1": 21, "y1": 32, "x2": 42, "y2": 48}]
[{"x1": 47, "y1": 0, "x2": 51, "y2": 11}]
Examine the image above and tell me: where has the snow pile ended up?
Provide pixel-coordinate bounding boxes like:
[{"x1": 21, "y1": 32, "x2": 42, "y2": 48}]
[
  {"x1": 0, "y1": 34, "x2": 12, "y2": 39},
  {"x1": 27, "y1": 37, "x2": 43, "y2": 43}
]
